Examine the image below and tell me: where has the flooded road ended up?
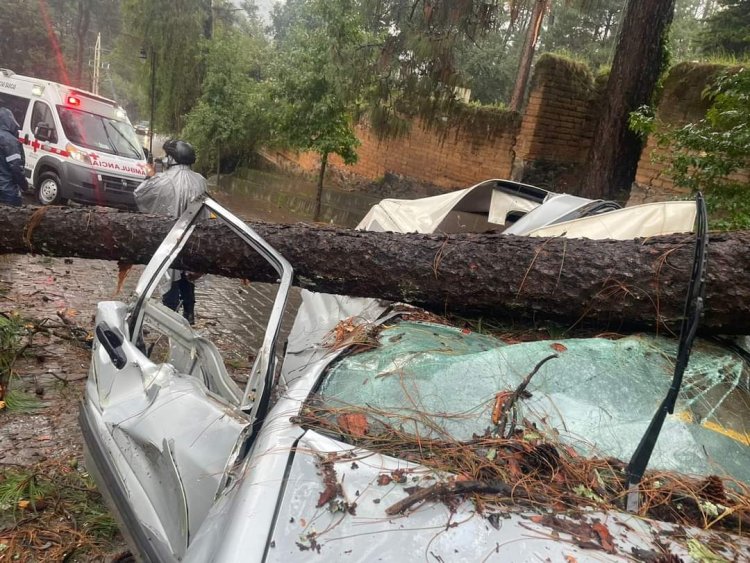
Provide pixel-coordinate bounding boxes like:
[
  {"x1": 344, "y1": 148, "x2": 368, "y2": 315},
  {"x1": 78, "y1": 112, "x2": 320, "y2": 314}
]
[
  {"x1": 210, "y1": 167, "x2": 380, "y2": 227},
  {"x1": 210, "y1": 173, "x2": 311, "y2": 224}
]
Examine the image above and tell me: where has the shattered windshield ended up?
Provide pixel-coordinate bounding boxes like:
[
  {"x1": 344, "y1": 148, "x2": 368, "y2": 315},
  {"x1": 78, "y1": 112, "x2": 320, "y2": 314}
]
[{"x1": 308, "y1": 320, "x2": 750, "y2": 486}]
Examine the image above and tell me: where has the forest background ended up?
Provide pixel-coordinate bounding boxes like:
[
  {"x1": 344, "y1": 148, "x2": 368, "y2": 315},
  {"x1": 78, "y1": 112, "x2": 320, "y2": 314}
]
[{"x1": 1, "y1": 0, "x2": 748, "y2": 223}]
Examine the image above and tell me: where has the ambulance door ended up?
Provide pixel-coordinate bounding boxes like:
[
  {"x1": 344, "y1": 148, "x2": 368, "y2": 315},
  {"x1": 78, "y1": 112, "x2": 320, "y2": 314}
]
[{"x1": 28, "y1": 100, "x2": 60, "y2": 173}]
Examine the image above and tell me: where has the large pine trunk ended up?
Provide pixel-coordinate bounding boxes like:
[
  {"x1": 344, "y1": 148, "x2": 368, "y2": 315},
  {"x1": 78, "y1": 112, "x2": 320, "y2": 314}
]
[
  {"x1": 0, "y1": 206, "x2": 748, "y2": 333},
  {"x1": 582, "y1": 0, "x2": 676, "y2": 200}
]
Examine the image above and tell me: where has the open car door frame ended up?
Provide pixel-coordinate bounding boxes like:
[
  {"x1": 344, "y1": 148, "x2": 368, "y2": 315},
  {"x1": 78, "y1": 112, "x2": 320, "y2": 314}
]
[{"x1": 80, "y1": 195, "x2": 293, "y2": 562}]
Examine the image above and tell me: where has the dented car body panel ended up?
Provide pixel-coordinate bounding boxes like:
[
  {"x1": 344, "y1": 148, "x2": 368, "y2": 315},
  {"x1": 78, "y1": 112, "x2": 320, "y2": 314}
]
[{"x1": 82, "y1": 197, "x2": 750, "y2": 562}]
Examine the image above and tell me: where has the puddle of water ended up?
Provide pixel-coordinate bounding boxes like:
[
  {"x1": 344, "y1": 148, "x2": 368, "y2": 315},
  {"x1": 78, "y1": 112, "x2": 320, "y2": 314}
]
[{"x1": 211, "y1": 167, "x2": 379, "y2": 227}]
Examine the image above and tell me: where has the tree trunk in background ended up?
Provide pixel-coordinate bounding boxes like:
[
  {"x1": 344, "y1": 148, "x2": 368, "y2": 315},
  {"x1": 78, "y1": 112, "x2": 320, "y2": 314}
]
[
  {"x1": 75, "y1": 0, "x2": 91, "y2": 87},
  {"x1": 581, "y1": 0, "x2": 676, "y2": 200},
  {"x1": 508, "y1": 0, "x2": 548, "y2": 112},
  {"x1": 1, "y1": 206, "x2": 749, "y2": 334},
  {"x1": 314, "y1": 152, "x2": 328, "y2": 222},
  {"x1": 216, "y1": 141, "x2": 221, "y2": 186}
]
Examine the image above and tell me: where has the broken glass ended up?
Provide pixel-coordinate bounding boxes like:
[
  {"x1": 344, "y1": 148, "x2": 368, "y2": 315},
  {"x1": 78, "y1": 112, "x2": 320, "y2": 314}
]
[{"x1": 318, "y1": 320, "x2": 750, "y2": 484}]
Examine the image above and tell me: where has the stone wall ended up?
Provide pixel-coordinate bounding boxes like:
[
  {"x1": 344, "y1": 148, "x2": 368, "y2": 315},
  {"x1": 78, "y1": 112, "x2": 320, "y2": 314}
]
[{"x1": 265, "y1": 114, "x2": 519, "y2": 190}]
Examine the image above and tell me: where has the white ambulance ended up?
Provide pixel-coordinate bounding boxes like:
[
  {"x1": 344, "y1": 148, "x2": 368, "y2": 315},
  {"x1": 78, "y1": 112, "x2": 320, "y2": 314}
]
[{"x1": 0, "y1": 68, "x2": 148, "y2": 209}]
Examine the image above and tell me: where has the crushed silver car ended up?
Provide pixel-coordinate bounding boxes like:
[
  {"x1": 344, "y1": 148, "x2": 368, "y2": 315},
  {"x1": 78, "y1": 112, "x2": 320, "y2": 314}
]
[{"x1": 81, "y1": 192, "x2": 750, "y2": 562}]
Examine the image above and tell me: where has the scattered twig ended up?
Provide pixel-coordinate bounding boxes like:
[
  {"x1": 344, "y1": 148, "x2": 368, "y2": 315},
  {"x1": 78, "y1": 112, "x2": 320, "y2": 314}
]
[
  {"x1": 386, "y1": 479, "x2": 544, "y2": 516},
  {"x1": 22, "y1": 207, "x2": 49, "y2": 251},
  {"x1": 496, "y1": 353, "x2": 558, "y2": 438}
]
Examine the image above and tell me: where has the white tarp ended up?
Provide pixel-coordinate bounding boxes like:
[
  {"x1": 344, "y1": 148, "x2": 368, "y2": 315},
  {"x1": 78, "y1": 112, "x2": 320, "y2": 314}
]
[
  {"x1": 356, "y1": 179, "x2": 548, "y2": 234},
  {"x1": 527, "y1": 201, "x2": 697, "y2": 239},
  {"x1": 357, "y1": 179, "x2": 697, "y2": 239}
]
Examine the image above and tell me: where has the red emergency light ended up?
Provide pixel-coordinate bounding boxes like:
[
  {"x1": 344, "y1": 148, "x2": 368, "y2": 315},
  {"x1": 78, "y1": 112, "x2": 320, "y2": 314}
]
[{"x1": 66, "y1": 95, "x2": 81, "y2": 106}]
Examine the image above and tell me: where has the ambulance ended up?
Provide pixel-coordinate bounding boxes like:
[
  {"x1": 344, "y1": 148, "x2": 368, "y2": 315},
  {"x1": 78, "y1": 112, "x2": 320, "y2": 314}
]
[{"x1": 0, "y1": 68, "x2": 148, "y2": 209}]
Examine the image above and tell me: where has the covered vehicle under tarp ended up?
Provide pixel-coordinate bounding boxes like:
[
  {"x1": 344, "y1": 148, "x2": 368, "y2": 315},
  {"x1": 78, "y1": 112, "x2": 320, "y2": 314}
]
[
  {"x1": 356, "y1": 179, "x2": 551, "y2": 234},
  {"x1": 357, "y1": 178, "x2": 699, "y2": 239},
  {"x1": 316, "y1": 320, "x2": 750, "y2": 484},
  {"x1": 526, "y1": 200, "x2": 699, "y2": 239}
]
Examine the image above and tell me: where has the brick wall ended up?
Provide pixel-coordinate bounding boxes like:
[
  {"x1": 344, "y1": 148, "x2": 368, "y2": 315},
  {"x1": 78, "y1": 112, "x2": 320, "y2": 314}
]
[
  {"x1": 632, "y1": 62, "x2": 745, "y2": 203},
  {"x1": 511, "y1": 55, "x2": 600, "y2": 192},
  {"x1": 267, "y1": 118, "x2": 519, "y2": 190},
  {"x1": 264, "y1": 54, "x2": 602, "y2": 193},
  {"x1": 262, "y1": 57, "x2": 748, "y2": 203}
]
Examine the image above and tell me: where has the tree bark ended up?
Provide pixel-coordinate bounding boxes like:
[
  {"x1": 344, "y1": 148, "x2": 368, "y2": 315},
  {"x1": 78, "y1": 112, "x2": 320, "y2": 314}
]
[
  {"x1": 508, "y1": 0, "x2": 548, "y2": 112},
  {"x1": 314, "y1": 152, "x2": 328, "y2": 222},
  {"x1": 1, "y1": 205, "x2": 748, "y2": 334},
  {"x1": 581, "y1": 0, "x2": 676, "y2": 200}
]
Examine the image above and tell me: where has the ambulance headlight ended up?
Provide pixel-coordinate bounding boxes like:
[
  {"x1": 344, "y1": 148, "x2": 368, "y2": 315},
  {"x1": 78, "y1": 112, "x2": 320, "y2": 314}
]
[
  {"x1": 66, "y1": 144, "x2": 93, "y2": 165},
  {"x1": 32, "y1": 85, "x2": 44, "y2": 96}
]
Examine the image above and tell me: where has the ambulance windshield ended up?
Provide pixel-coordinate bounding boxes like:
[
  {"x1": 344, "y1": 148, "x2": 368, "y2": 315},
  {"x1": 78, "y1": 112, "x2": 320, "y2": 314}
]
[{"x1": 58, "y1": 106, "x2": 144, "y2": 160}]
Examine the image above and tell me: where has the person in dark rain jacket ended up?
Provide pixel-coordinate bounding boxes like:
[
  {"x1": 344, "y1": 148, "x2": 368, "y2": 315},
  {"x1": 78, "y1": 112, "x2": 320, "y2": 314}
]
[{"x1": 0, "y1": 107, "x2": 28, "y2": 207}]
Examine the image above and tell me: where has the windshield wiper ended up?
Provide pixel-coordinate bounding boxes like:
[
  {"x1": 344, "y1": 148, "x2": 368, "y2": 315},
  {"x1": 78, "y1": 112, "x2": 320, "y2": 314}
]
[
  {"x1": 625, "y1": 192, "x2": 708, "y2": 512},
  {"x1": 107, "y1": 121, "x2": 142, "y2": 159},
  {"x1": 100, "y1": 119, "x2": 119, "y2": 156}
]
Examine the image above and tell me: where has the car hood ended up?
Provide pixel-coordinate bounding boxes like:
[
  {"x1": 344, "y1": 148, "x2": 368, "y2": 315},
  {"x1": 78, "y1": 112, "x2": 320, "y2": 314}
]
[
  {"x1": 262, "y1": 429, "x2": 746, "y2": 562},
  {"x1": 183, "y1": 292, "x2": 750, "y2": 563}
]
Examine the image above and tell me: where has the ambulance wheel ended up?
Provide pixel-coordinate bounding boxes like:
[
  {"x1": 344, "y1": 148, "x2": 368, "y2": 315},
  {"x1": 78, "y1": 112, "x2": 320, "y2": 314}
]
[{"x1": 37, "y1": 171, "x2": 66, "y2": 205}]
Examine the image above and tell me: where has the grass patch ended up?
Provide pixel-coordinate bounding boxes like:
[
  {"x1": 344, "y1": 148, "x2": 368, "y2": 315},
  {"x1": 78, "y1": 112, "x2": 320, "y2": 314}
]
[
  {"x1": 0, "y1": 460, "x2": 121, "y2": 561},
  {"x1": 2, "y1": 389, "x2": 43, "y2": 412},
  {"x1": 1, "y1": 313, "x2": 24, "y2": 409}
]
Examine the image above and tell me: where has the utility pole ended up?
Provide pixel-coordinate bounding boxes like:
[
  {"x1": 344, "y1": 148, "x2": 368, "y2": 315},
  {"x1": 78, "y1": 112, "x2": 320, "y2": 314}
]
[
  {"x1": 92, "y1": 33, "x2": 101, "y2": 95},
  {"x1": 149, "y1": 52, "x2": 156, "y2": 163}
]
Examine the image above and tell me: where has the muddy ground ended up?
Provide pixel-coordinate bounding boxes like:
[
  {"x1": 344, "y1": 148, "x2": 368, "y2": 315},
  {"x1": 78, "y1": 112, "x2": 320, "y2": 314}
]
[
  {"x1": 0, "y1": 254, "x2": 137, "y2": 561},
  {"x1": 0, "y1": 247, "x2": 300, "y2": 561}
]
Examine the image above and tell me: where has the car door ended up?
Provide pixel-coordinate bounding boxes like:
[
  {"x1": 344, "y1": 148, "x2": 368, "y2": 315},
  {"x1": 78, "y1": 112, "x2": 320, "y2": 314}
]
[{"x1": 83, "y1": 195, "x2": 293, "y2": 561}]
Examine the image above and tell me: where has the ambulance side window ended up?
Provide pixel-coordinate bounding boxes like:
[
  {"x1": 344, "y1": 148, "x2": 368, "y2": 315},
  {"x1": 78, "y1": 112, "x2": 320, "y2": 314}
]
[
  {"x1": 31, "y1": 102, "x2": 58, "y2": 144},
  {"x1": 0, "y1": 93, "x2": 30, "y2": 128}
]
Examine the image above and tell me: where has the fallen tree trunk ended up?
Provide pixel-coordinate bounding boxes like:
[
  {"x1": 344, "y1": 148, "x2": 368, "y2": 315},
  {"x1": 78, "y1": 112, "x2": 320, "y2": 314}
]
[{"x1": 0, "y1": 205, "x2": 748, "y2": 333}]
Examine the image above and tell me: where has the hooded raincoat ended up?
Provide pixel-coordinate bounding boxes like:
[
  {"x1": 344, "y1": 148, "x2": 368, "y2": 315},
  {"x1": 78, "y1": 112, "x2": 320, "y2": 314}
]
[
  {"x1": 133, "y1": 163, "x2": 209, "y2": 311},
  {"x1": 0, "y1": 107, "x2": 27, "y2": 206},
  {"x1": 133, "y1": 164, "x2": 207, "y2": 218}
]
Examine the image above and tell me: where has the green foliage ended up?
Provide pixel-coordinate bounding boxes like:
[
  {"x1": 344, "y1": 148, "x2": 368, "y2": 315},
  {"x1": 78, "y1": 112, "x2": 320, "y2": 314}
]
[
  {"x1": 0, "y1": 461, "x2": 119, "y2": 551},
  {"x1": 356, "y1": 0, "x2": 503, "y2": 135},
  {"x1": 0, "y1": 0, "x2": 122, "y2": 89},
  {"x1": 120, "y1": 0, "x2": 209, "y2": 132},
  {"x1": 0, "y1": 0, "x2": 63, "y2": 81},
  {"x1": 700, "y1": 0, "x2": 750, "y2": 59},
  {"x1": 628, "y1": 104, "x2": 657, "y2": 137},
  {"x1": 182, "y1": 27, "x2": 272, "y2": 173},
  {"x1": 542, "y1": 0, "x2": 624, "y2": 72},
  {"x1": 455, "y1": 31, "x2": 521, "y2": 105},
  {"x1": 631, "y1": 68, "x2": 750, "y2": 229},
  {"x1": 0, "y1": 313, "x2": 22, "y2": 386},
  {"x1": 669, "y1": 0, "x2": 715, "y2": 62},
  {"x1": 269, "y1": 0, "x2": 369, "y2": 165},
  {"x1": 3, "y1": 390, "x2": 43, "y2": 413}
]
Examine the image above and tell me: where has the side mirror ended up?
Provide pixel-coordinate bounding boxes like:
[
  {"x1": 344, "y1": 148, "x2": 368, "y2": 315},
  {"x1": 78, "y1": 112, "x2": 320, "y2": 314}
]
[{"x1": 34, "y1": 123, "x2": 56, "y2": 143}]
